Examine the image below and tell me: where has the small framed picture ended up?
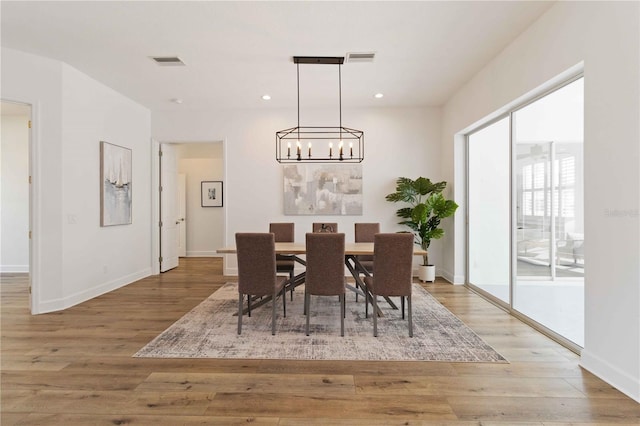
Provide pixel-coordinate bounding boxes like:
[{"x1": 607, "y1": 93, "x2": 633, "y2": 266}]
[{"x1": 201, "y1": 181, "x2": 223, "y2": 207}]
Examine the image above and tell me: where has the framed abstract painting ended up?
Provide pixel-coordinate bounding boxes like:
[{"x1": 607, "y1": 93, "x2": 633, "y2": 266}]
[
  {"x1": 100, "y1": 141, "x2": 132, "y2": 226},
  {"x1": 201, "y1": 181, "x2": 223, "y2": 207}
]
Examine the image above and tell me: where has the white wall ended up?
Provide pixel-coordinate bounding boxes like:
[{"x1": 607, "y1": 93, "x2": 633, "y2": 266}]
[
  {"x1": 0, "y1": 113, "x2": 30, "y2": 272},
  {"x1": 176, "y1": 143, "x2": 224, "y2": 256},
  {"x1": 441, "y1": 2, "x2": 640, "y2": 402},
  {"x1": 2, "y1": 47, "x2": 153, "y2": 313},
  {"x1": 152, "y1": 106, "x2": 443, "y2": 275}
]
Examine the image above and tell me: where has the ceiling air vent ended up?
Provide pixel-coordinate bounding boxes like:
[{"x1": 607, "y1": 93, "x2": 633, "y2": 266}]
[
  {"x1": 150, "y1": 56, "x2": 185, "y2": 66},
  {"x1": 346, "y1": 52, "x2": 376, "y2": 63}
]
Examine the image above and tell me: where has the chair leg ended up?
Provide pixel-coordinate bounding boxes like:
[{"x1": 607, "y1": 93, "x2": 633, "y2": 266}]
[
  {"x1": 401, "y1": 296, "x2": 405, "y2": 320},
  {"x1": 340, "y1": 294, "x2": 345, "y2": 337},
  {"x1": 237, "y1": 293, "x2": 243, "y2": 335},
  {"x1": 373, "y1": 294, "x2": 378, "y2": 337},
  {"x1": 247, "y1": 294, "x2": 251, "y2": 317},
  {"x1": 272, "y1": 290, "x2": 277, "y2": 335},
  {"x1": 282, "y1": 286, "x2": 287, "y2": 317},
  {"x1": 305, "y1": 293, "x2": 311, "y2": 336},
  {"x1": 365, "y1": 289, "x2": 369, "y2": 318},
  {"x1": 408, "y1": 295, "x2": 413, "y2": 338},
  {"x1": 290, "y1": 271, "x2": 295, "y2": 301}
]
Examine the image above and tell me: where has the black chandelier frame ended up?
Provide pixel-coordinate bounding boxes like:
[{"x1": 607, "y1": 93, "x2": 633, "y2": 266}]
[{"x1": 275, "y1": 56, "x2": 364, "y2": 163}]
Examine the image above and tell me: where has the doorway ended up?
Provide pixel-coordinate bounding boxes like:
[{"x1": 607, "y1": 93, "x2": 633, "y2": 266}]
[
  {"x1": 157, "y1": 141, "x2": 225, "y2": 273},
  {"x1": 1, "y1": 100, "x2": 32, "y2": 301}
]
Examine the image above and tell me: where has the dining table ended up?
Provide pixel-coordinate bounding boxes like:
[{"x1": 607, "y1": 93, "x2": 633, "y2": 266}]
[{"x1": 216, "y1": 241, "x2": 427, "y2": 317}]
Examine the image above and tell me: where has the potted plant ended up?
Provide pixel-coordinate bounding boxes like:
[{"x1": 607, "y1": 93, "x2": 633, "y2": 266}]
[{"x1": 385, "y1": 177, "x2": 458, "y2": 282}]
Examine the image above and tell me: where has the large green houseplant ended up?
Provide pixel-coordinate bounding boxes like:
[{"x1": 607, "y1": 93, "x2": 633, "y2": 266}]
[{"x1": 385, "y1": 177, "x2": 458, "y2": 280}]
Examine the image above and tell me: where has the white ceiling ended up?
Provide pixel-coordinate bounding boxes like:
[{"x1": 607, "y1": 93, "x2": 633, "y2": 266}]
[{"x1": 1, "y1": 1, "x2": 554, "y2": 113}]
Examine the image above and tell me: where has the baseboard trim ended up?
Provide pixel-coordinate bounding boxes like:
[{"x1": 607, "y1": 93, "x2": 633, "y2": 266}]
[
  {"x1": 185, "y1": 251, "x2": 221, "y2": 257},
  {"x1": 0, "y1": 264, "x2": 29, "y2": 273},
  {"x1": 34, "y1": 268, "x2": 152, "y2": 314},
  {"x1": 438, "y1": 267, "x2": 465, "y2": 285},
  {"x1": 580, "y1": 349, "x2": 640, "y2": 403}
]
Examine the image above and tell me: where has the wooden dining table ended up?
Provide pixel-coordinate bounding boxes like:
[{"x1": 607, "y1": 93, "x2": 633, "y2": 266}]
[{"x1": 216, "y1": 241, "x2": 427, "y2": 316}]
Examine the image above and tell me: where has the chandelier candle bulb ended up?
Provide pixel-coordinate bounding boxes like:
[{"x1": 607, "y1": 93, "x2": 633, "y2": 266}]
[
  {"x1": 287, "y1": 142, "x2": 291, "y2": 158},
  {"x1": 296, "y1": 141, "x2": 301, "y2": 160},
  {"x1": 329, "y1": 142, "x2": 333, "y2": 158},
  {"x1": 308, "y1": 142, "x2": 312, "y2": 157},
  {"x1": 350, "y1": 141, "x2": 353, "y2": 157}
]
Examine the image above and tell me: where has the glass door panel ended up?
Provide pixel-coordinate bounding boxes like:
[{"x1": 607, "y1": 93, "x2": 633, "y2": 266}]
[
  {"x1": 513, "y1": 78, "x2": 584, "y2": 346},
  {"x1": 468, "y1": 116, "x2": 510, "y2": 304}
]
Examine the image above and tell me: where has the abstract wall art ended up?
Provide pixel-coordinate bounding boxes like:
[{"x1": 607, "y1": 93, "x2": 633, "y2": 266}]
[
  {"x1": 283, "y1": 164, "x2": 362, "y2": 215},
  {"x1": 100, "y1": 141, "x2": 132, "y2": 226}
]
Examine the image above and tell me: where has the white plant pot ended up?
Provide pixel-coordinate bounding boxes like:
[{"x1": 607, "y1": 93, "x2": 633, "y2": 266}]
[{"x1": 418, "y1": 265, "x2": 436, "y2": 282}]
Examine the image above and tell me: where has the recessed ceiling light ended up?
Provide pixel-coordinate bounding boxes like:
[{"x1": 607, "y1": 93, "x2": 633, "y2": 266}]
[
  {"x1": 262, "y1": 95, "x2": 271, "y2": 101},
  {"x1": 170, "y1": 98, "x2": 183, "y2": 104},
  {"x1": 374, "y1": 93, "x2": 384, "y2": 99}
]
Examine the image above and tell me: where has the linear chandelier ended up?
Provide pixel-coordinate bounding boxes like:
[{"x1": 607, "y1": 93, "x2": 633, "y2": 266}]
[{"x1": 276, "y1": 56, "x2": 364, "y2": 163}]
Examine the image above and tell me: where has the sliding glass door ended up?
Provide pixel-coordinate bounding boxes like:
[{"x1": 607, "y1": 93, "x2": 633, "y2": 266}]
[
  {"x1": 468, "y1": 117, "x2": 510, "y2": 304},
  {"x1": 467, "y1": 76, "x2": 584, "y2": 349},
  {"x1": 513, "y1": 78, "x2": 584, "y2": 346}
]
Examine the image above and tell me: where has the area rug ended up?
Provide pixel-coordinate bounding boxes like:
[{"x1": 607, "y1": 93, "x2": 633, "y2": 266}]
[{"x1": 134, "y1": 283, "x2": 507, "y2": 362}]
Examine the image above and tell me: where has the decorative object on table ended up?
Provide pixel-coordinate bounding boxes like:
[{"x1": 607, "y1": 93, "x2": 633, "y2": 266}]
[
  {"x1": 283, "y1": 164, "x2": 362, "y2": 215},
  {"x1": 385, "y1": 177, "x2": 458, "y2": 282},
  {"x1": 312, "y1": 223, "x2": 338, "y2": 233},
  {"x1": 134, "y1": 282, "x2": 507, "y2": 363},
  {"x1": 275, "y1": 56, "x2": 364, "y2": 163},
  {"x1": 201, "y1": 181, "x2": 223, "y2": 207},
  {"x1": 100, "y1": 141, "x2": 132, "y2": 226}
]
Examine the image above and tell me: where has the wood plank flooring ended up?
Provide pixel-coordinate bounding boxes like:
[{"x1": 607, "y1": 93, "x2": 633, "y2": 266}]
[{"x1": 2, "y1": 257, "x2": 639, "y2": 425}]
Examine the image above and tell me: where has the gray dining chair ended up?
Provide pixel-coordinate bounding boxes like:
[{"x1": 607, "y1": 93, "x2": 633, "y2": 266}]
[
  {"x1": 269, "y1": 222, "x2": 296, "y2": 300},
  {"x1": 236, "y1": 233, "x2": 287, "y2": 335},
  {"x1": 312, "y1": 222, "x2": 338, "y2": 233},
  {"x1": 364, "y1": 233, "x2": 414, "y2": 337},
  {"x1": 304, "y1": 232, "x2": 346, "y2": 336}
]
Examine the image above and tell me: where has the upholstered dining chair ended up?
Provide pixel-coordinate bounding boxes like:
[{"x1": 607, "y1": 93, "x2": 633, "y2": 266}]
[
  {"x1": 269, "y1": 222, "x2": 296, "y2": 300},
  {"x1": 235, "y1": 233, "x2": 287, "y2": 335},
  {"x1": 304, "y1": 232, "x2": 346, "y2": 336},
  {"x1": 312, "y1": 222, "x2": 338, "y2": 233},
  {"x1": 354, "y1": 222, "x2": 380, "y2": 274},
  {"x1": 364, "y1": 233, "x2": 415, "y2": 337}
]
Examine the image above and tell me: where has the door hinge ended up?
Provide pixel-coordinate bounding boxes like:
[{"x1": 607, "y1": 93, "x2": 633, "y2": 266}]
[
  {"x1": 159, "y1": 221, "x2": 163, "y2": 227},
  {"x1": 159, "y1": 150, "x2": 163, "y2": 157},
  {"x1": 28, "y1": 120, "x2": 32, "y2": 129},
  {"x1": 159, "y1": 185, "x2": 163, "y2": 192},
  {"x1": 159, "y1": 256, "x2": 163, "y2": 263},
  {"x1": 29, "y1": 176, "x2": 32, "y2": 184},
  {"x1": 29, "y1": 286, "x2": 32, "y2": 294},
  {"x1": 29, "y1": 231, "x2": 32, "y2": 239}
]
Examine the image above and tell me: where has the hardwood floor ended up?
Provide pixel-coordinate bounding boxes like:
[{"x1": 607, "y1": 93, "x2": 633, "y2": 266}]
[{"x1": 2, "y1": 257, "x2": 639, "y2": 425}]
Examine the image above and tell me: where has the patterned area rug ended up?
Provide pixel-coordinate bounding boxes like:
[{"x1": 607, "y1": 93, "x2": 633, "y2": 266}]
[{"x1": 135, "y1": 283, "x2": 507, "y2": 362}]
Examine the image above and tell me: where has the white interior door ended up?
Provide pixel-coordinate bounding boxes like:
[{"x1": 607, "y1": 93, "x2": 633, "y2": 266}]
[
  {"x1": 160, "y1": 144, "x2": 179, "y2": 272},
  {"x1": 177, "y1": 173, "x2": 186, "y2": 257}
]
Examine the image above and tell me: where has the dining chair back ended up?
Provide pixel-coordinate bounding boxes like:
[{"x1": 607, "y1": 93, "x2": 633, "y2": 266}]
[
  {"x1": 235, "y1": 233, "x2": 287, "y2": 335},
  {"x1": 364, "y1": 233, "x2": 414, "y2": 337},
  {"x1": 354, "y1": 222, "x2": 380, "y2": 273},
  {"x1": 312, "y1": 222, "x2": 338, "y2": 233},
  {"x1": 304, "y1": 232, "x2": 346, "y2": 336},
  {"x1": 269, "y1": 223, "x2": 296, "y2": 299}
]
